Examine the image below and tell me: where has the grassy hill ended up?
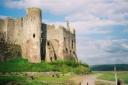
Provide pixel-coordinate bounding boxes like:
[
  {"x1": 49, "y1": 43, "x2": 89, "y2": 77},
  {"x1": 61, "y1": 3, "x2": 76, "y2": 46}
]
[
  {"x1": 0, "y1": 58, "x2": 90, "y2": 85},
  {"x1": 0, "y1": 72, "x2": 74, "y2": 85},
  {"x1": 0, "y1": 58, "x2": 90, "y2": 74},
  {"x1": 91, "y1": 64, "x2": 128, "y2": 71}
]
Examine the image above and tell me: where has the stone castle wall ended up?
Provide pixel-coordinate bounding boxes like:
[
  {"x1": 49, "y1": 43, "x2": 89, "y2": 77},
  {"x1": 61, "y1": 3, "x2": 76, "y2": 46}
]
[
  {"x1": 22, "y1": 8, "x2": 42, "y2": 63},
  {"x1": 14, "y1": 18, "x2": 23, "y2": 45},
  {"x1": 44, "y1": 24, "x2": 77, "y2": 62},
  {"x1": 0, "y1": 8, "x2": 77, "y2": 63},
  {"x1": 0, "y1": 19, "x2": 5, "y2": 41},
  {"x1": 46, "y1": 25, "x2": 64, "y2": 62}
]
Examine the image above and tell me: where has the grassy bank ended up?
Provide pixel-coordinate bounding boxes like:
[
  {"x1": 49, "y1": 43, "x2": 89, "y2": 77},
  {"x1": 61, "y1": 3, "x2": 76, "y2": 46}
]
[
  {"x1": 94, "y1": 71, "x2": 128, "y2": 84},
  {"x1": 0, "y1": 58, "x2": 90, "y2": 74},
  {"x1": 0, "y1": 58, "x2": 90, "y2": 85},
  {"x1": 0, "y1": 74, "x2": 74, "y2": 85}
]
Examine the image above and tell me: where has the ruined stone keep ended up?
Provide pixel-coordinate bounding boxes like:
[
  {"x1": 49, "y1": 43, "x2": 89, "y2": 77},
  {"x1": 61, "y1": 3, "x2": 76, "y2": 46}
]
[{"x1": 0, "y1": 8, "x2": 77, "y2": 63}]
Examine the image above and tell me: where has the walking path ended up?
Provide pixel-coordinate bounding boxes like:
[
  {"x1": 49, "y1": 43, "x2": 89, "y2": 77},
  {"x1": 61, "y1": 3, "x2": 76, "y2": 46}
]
[
  {"x1": 81, "y1": 75, "x2": 97, "y2": 85},
  {"x1": 71, "y1": 73, "x2": 127, "y2": 85}
]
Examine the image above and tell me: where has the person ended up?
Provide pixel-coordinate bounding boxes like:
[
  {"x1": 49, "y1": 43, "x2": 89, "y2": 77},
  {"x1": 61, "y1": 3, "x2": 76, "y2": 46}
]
[{"x1": 117, "y1": 79, "x2": 121, "y2": 85}]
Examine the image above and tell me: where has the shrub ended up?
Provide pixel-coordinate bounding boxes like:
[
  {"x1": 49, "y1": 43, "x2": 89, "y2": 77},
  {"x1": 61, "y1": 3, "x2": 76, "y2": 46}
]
[{"x1": 0, "y1": 41, "x2": 21, "y2": 61}]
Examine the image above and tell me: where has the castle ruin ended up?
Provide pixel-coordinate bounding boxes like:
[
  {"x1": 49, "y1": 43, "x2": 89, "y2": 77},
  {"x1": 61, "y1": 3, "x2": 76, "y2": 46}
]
[{"x1": 0, "y1": 8, "x2": 77, "y2": 63}]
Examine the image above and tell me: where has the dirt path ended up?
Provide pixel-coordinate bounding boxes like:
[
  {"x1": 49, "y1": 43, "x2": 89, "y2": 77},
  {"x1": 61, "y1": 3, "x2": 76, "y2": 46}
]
[
  {"x1": 70, "y1": 74, "x2": 116, "y2": 85},
  {"x1": 80, "y1": 74, "x2": 116, "y2": 85},
  {"x1": 70, "y1": 74, "x2": 100, "y2": 85},
  {"x1": 80, "y1": 75, "x2": 97, "y2": 85}
]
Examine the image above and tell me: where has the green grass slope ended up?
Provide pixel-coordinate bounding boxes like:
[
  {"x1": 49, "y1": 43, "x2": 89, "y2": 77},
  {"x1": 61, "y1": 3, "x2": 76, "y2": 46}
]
[
  {"x1": 0, "y1": 74, "x2": 74, "y2": 85},
  {"x1": 0, "y1": 58, "x2": 90, "y2": 74}
]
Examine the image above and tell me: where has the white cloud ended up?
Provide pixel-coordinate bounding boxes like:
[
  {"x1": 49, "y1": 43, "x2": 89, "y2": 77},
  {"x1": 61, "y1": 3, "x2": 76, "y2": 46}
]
[
  {"x1": 77, "y1": 39, "x2": 128, "y2": 65},
  {"x1": 0, "y1": 15, "x2": 8, "y2": 19},
  {"x1": 5, "y1": 0, "x2": 86, "y2": 14},
  {"x1": 5, "y1": 0, "x2": 42, "y2": 8},
  {"x1": 122, "y1": 43, "x2": 128, "y2": 49}
]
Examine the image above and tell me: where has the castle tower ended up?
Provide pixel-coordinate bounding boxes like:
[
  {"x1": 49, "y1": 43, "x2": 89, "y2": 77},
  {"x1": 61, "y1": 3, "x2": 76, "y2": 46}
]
[{"x1": 22, "y1": 8, "x2": 42, "y2": 63}]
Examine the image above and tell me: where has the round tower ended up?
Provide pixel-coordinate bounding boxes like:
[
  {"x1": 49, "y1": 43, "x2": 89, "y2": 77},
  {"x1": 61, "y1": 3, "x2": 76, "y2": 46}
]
[{"x1": 24, "y1": 8, "x2": 42, "y2": 63}]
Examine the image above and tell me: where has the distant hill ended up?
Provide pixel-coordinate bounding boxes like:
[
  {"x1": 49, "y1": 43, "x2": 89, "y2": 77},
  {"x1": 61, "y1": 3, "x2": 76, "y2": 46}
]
[{"x1": 91, "y1": 64, "x2": 128, "y2": 71}]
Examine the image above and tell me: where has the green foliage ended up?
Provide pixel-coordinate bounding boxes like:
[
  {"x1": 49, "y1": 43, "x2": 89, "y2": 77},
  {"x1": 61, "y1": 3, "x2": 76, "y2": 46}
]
[
  {"x1": 0, "y1": 42, "x2": 21, "y2": 61},
  {"x1": 0, "y1": 76, "x2": 26, "y2": 85},
  {"x1": 0, "y1": 74, "x2": 74, "y2": 85},
  {"x1": 36, "y1": 74, "x2": 73, "y2": 85},
  {"x1": 91, "y1": 64, "x2": 128, "y2": 71},
  {"x1": 0, "y1": 76, "x2": 48, "y2": 85},
  {"x1": 0, "y1": 58, "x2": 90, "y2": 74}
]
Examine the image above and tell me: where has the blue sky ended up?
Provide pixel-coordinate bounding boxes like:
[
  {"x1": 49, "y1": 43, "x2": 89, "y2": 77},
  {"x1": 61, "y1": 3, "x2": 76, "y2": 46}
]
[
  {"x1": 0, "y1": 0, "x2": 65, "y2": 21},
  {"x1": 0, "y1": 0, "x2": 128, "y2": 65}
]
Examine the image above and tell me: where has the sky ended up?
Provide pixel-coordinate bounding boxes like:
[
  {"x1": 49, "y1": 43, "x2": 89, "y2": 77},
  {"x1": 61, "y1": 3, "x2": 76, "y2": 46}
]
[{"x1": 0, "y1": 0, "x2": 128, "y2": 65}]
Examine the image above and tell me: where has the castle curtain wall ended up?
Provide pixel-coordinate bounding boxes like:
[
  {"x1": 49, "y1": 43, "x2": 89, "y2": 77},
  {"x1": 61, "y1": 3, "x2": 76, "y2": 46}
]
[{"x1": 0, "y1": 8, "x2": 77, "y2": 63}]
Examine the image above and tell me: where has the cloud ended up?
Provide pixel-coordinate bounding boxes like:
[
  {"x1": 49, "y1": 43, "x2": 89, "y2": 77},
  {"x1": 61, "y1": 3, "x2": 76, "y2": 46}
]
[
  {"x1": 105, "y1": 40, "x2": 128, "y2": 53},
  {"x1": 77, "y1": 39, "x2": 128, "y2": 65},
  {"x1": 0, "y1": 15, "x2": 8, "y2": 19},
  {"x1": 122, "y1": 43, "x2": 128, "y2": 49},
  {"x1": 5, "y1": 0, "x2": 86, "y2": 14},
  {"x1": 5, "y1": 0, "x2": 128, "y2": 15},
  {"x1": 5, "y1": 0, "x2": 42, "y2": 8}
]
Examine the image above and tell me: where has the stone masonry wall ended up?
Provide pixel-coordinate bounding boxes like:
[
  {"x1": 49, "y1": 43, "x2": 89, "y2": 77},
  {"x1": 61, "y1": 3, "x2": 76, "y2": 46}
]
[
  {"x1": 0, "y1": 19, "x2": 5, "y2": 42},
  {"x1": 45, "y1": 25, "x2": 64, "y2": 62},
  {"x1": 62, "y1": 25, "x2": 77, "y2": 61},
  {"x1": 22, "y1": 8, "x2": 42, "y2": 63},
  {"x1": 14, "y1": 18, "x2": 23, "y2": 45},
  {"x1": 43, "y1": 24, "x2": 77, "y2": 62},
  {"x1": 5, "y1": 18, "x2": 15, "y2": 43},
  {"x1": 0, "y1": 8, "x2": 77, "y2": 63}
]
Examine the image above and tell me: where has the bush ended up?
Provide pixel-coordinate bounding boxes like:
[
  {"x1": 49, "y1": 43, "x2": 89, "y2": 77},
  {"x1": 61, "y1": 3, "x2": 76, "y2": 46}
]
[{"x1": 0, "y1": 42, "x2": 21, "y2": 61}]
